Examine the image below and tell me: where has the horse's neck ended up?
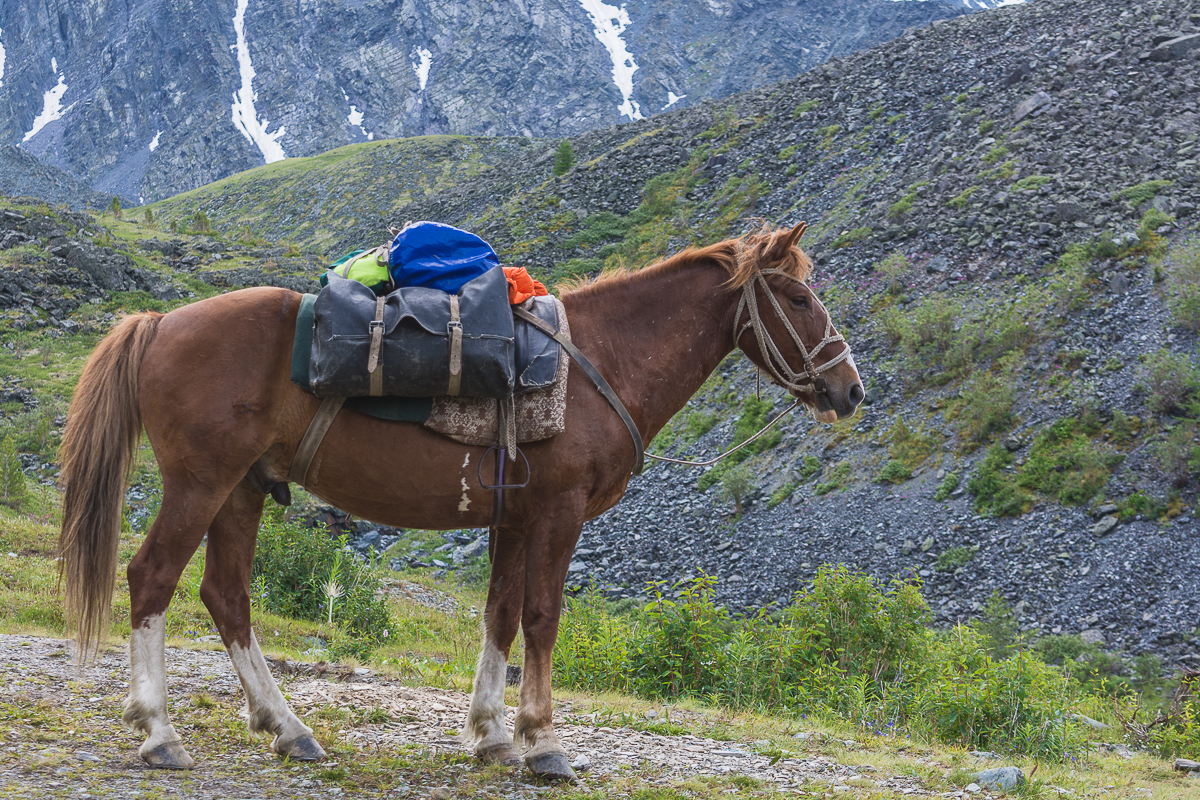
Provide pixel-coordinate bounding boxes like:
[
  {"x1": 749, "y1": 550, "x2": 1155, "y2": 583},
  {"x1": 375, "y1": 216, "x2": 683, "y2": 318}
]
[{"x1": 563, "y1": 261, "x2": 737, "y2": 440}]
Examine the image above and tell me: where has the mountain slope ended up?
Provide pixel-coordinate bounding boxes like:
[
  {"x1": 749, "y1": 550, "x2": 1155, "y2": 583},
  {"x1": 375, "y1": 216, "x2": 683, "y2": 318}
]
[{"x1": 0, "y1": 0, "x2": 970, "y2": 200}]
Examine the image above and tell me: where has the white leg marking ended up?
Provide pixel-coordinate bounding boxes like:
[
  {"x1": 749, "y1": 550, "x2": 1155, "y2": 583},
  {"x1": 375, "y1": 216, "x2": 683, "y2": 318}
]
[
  {"x1": 227, "y1": 633, "x2": 314, "y2": 750},
  {"x1": 462, "y1": 640, "x2": 511, "y2": 750},
  {"x1": 458, "y1": 477, "x2": 471, "y2": 513},
  {"x1": 124, "y1": 613, "x2": 186, "y2": 756},
  {"x1": 462, "y1": 453, "x2": 471, "y2": 468}
]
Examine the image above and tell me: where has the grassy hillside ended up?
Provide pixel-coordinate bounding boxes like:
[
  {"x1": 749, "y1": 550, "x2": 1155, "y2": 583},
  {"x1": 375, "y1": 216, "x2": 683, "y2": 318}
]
[{"x1": 144, "y1": 136, "x2": 544, "y2": 255}]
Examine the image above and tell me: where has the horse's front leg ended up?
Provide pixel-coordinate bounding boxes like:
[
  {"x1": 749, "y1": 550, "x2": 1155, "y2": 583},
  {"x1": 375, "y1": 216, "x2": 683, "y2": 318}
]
[
  {"x1": 513, "y1": 510, "x2": 584, "y2": 781},
  {"x1": 462, "y1": 527, "x2": 526, "y2": 767}
]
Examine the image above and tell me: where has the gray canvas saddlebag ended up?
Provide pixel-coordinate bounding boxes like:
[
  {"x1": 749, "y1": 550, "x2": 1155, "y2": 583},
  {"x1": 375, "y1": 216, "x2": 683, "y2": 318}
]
[{"x1": 310, "y1": 268, "x2": 515, "y2": 398}]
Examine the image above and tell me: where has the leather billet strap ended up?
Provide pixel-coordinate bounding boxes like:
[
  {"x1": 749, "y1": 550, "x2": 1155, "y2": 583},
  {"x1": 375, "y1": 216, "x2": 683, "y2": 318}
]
[
  {"x1": 289, "y1": 396, "x2": 347, "y2": 486},
  {"x1": 447, "y1": 295, "x2": 463, "y2": 396},
  {"x1": 512, "y1": 306, "x2": 645, "y2": 476},
  {"x1": 367, "y1": 295, "x2": 386, "y2": 396}
]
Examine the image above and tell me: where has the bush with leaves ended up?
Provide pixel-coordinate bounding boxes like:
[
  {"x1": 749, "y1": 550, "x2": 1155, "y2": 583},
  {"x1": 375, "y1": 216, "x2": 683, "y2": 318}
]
[
  {"x1": 1143, "y1": 349, "x2": 1199, "y2": 414},
  {"x1": 251, "y1": 514, "x2": 393, "y2": 657},
  {"x1": 1166, "y1": 240, "x2": 1200, "y2": 331},
  {"x1": 552, "y1": 140, "x2": 575, "y2": 176}
]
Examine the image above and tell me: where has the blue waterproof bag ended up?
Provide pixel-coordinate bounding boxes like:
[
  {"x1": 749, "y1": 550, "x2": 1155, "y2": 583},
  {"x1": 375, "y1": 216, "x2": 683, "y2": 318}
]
[{"x1": 388, "y1": 221, "x2": 499, "y2": 293}]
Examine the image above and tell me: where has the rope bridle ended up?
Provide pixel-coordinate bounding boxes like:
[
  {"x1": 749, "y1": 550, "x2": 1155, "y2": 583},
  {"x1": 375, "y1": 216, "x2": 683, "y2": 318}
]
[
  {"x1": 644, "y1": 243, "x2": 853, "y2": 469},
  {"x1": 732, "y1": 268, "x2": 851, "y2": 396}
]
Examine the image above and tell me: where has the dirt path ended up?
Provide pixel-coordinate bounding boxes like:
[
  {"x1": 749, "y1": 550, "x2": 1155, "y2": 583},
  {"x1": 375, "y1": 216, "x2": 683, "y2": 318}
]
[{"x1": 0, "y1": 634, "x2": 945, "y2": 799}]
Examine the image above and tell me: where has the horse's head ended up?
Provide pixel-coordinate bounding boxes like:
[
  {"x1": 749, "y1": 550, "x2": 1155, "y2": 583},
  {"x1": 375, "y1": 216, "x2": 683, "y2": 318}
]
[{"x1": 730, "y1": 222, "x2": 864, "y2": 423}]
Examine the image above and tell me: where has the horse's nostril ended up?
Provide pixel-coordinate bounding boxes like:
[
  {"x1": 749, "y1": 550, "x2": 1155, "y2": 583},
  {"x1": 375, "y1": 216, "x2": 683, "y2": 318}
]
[{"x1": 848, "y1": 383, "x2": 865, "y2": 407}]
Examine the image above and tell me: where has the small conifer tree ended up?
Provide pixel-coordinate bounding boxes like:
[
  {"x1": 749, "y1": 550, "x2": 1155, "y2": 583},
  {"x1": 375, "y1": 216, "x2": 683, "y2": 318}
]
[
  {"x1": 109, "y1": 196, "x2": 122, "y2": 220},
  {"x1": 144, "y1": 207, "x2": 154, "y2": 226},
  {"x1": 553, "y1": 140, "x2": 575, "y2": 177},
  {"x1": 0, "y1": 435, "x2": 27, "y2": 510}
]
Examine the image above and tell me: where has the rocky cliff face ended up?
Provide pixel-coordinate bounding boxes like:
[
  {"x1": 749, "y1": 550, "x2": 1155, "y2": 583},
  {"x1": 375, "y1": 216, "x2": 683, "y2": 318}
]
[{"x1": 0, "y1": 0, "x2": 975, "y2": 201}]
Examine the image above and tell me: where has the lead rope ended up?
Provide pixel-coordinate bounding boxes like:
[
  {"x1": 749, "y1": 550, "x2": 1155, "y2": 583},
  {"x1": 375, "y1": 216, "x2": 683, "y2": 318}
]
[{"x1": 644, "y1": 400, "x2": 801, "y2": 468}]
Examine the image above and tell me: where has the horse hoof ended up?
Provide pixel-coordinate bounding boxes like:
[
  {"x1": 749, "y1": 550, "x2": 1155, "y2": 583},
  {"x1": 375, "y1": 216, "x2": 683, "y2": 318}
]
[
  {"x1": 525, "y1": 751, "x2": 577, "y2": 783},
  {"x1": 476, "y1": 743, "x2": 523, "y2": 768},
  {"x1": 140, "y1": 741, "x2": 195, "y2": 770},
  {"x1": 274, "y1": 733, "x2": 326, "y2": 762}
]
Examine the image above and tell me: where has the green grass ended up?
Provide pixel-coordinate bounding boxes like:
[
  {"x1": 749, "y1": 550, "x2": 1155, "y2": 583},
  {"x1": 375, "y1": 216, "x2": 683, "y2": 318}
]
[{"x1": 1112, "y1": 179, "x2": 1172, "y2": 206}]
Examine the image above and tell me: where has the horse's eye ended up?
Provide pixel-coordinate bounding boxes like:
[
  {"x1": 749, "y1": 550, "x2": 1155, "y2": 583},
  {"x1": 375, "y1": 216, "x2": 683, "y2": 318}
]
[{"x1": 790, "y1": 296, "x2": 810, "y2": 309}]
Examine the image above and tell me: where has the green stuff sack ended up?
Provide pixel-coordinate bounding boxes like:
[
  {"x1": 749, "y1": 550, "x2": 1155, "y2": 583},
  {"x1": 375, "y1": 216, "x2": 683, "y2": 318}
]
[{"x1": 320, "y1": 245, "x2": 391, "y2": 294}]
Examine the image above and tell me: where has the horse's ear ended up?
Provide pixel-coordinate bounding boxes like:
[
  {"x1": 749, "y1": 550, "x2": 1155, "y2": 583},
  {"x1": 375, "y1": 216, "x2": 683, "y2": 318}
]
[{"x1": 786, "y1": 221, "x2": 807, "y2": 248}]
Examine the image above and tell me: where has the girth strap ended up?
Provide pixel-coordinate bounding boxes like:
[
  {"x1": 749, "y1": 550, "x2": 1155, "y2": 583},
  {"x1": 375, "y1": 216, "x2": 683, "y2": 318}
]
[
  {"x1": 289, "y1": 396, "x2": 347, "y2": 487},
  {"x1": 513, "y1": 306, "x2": 645, "y2": 476},
  {"x1": 367, "y1": 295, "x2": 386, "y2": 397}
]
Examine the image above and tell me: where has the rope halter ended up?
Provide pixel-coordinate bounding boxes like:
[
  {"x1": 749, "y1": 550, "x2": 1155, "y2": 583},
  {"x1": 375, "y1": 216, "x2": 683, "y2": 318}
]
[{"x1": 732, "y1": 267, "x2": 852, "y2": 396}]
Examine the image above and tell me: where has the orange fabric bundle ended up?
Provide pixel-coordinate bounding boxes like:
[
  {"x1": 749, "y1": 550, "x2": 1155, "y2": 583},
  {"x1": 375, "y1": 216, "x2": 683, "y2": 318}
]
[{"x1": 503, "y1": 266, "x2": 548, "y2": 305}]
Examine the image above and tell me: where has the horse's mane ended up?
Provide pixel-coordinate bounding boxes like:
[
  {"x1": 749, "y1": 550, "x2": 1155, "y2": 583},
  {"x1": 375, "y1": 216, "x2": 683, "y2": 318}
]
[{"x1": 559, "y1": 223, "x2": 813, "y2": 298}]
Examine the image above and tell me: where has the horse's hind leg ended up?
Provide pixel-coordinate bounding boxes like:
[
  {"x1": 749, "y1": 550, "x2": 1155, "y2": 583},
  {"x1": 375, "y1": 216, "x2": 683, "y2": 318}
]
[
  {"x1": 463, "y1": 528, "x2": 526, "y2": 767},
  {"x1": 200, "y1": 480, "x2": 325, "y2": 761},
  {"x1": 125, "y1": 480, "x2": 229, "y2": 769}
]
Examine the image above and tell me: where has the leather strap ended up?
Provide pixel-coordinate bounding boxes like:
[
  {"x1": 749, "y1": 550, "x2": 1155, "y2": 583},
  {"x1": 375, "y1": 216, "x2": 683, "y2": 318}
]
[
  {"x1": 447, "y1": 295, "x2": 463, "y2": 396},
  {"x1": 513, "y1": 306, "x2": 644, "y2": 476},
  {"x1": 289, "y1": 396, "x2": 347, "y2": 486},
  {"x1": 368, "y1": 295, "x2": 385, "y2": 396}
]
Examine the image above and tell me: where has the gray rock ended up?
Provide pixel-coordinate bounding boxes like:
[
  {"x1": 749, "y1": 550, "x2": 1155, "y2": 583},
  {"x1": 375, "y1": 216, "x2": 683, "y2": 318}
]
[
  {"x1": 1079, "y1": 628, "x2": 1105, "y2": 645},
  {"x1": 1072, "y1": 712, "x2": 1109, "y2": 729},
  {"x1": 571, "y1": 754, "x2": 592, "y2": 771},
  {"x1": 973, "y1": 766, "x2": 1024, "y2": 791},
  {"x1": 1013, "y1": 90, "x2": 1052, "y2": 121},
  {"x1": 1091, "y1": 515, "x2": 1119, "y2": 537},
  {"x1": 1176, "y1": 758, "x2": 1200, "y2": 772},
  {"x1": 1150, "y1": 33, "x2": 1200, "y2": 62}
]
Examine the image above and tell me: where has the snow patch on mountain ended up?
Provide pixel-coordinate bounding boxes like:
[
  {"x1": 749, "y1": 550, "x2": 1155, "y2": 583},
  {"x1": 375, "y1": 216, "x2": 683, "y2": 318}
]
[
  {"x1": 22, "y1": 60, "x2": 71, "y2": 144},
  {"x1": 578, "y1": 0, "x2": 644, "y2": 121},
  {"x1": 412, "y1": 47, "x2": 433, "y2": 92},
  {"x1": 341, "y1": 87, "x2": 374, "y2": 140},
  {"x1": 663, "y1": 91, "x2": 685, "y2": 110},
  {"x1": 0, "y1": 28, "x2": 7, "y2": 87},
  {"x1": 148, "y1": 131, "x2": 162, "y2": 152},
  {"x1": 230, "y1": 0, "x2": 287, "y2": 164}
]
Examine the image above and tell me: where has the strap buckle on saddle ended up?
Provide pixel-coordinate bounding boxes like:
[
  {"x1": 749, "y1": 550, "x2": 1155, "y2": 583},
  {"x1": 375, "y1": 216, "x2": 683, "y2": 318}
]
[
  {"x1": 447, "y1": 295, "x2": 463, "y2": 396},
  {"x1": 367, "y1": 296, "x2": 386, "y2": 396}
]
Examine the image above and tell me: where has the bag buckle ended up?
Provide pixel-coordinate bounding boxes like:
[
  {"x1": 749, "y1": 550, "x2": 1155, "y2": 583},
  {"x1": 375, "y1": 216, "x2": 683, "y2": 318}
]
[
  {"x1": 446, "y1": 320, "x2": 462, "y2": 333},
  {"x1": 369, "y1": 320, "x2": 385, "y2": 332}
]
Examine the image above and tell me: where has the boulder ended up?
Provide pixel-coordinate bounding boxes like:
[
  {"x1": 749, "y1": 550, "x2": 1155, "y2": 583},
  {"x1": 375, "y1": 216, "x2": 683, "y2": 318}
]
[
  {"x1": 973, "y1": 766, "x2": 1025, "y2": 791},
  {"x1": 1149, "y1": 33, "x2": 1200, "y2": 62},
  {"x1": 1091, "y1": 515, "x2": 1119, "y2": 537},
  {"x1": 1014, "y1": 91, "x2": 1052, "y2": 121}
]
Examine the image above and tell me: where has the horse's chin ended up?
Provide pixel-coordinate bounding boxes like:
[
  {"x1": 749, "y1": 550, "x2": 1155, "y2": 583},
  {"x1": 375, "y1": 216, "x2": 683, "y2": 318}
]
[{"x1": 811, "y1": 407, "x2": 838, "y2": 424}]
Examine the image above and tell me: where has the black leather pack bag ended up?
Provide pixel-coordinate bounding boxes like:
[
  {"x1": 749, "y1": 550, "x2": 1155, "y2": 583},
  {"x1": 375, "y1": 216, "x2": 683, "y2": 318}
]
[{"x1": 310, "y1": 268, "x2": 515, "y2": 398}]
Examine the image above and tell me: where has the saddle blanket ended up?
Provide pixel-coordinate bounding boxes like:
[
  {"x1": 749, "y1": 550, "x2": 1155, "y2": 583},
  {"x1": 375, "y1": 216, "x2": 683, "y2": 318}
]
[{"x1": 291, "y1": 293, "x2": 569, "y2": 445}]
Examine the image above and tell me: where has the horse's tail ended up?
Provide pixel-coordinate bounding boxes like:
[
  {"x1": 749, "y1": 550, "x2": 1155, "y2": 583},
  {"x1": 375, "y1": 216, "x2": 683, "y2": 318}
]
[{"x1": 58, "y1": 312, "x2": 163, "y2": 659}]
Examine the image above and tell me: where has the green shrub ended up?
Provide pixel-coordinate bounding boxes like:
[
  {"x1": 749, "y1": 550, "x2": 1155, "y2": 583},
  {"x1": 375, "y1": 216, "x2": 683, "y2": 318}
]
[
  {"x1": 252, "y1": 516, "x2": 393, "y2": 657},
  {"x1": 0, "y1": 436, "x2": 26, "y2": 510},
  {"x1": 878, "y1": 460, "x2": 912, "y2": 484},
  {"x1": 1165, "y1": 240, "x2": 1200, "y2": 332},
  {"x1": 947, "y1": 187, "x2": 979, "y2": 209},
  {"x1": 876, "y1": 251, "x2": 910, "y2": 294},
  {"x1": 1143, "y1": 349, "x2": 1198, "y2": 414},
  {"x1": 797, "y1": 455, "x2": 821, "y2": 481},
  {"x1": 889, "y1": 196, "x2": 913, "y2": 218},
  {"x1": 977, "y1": 119, "x2": 995, "y2": 135},
  {"x1": 792, "y1": 100, "x2": 820, "y2": 117},
  {"x1": 982, "y1": 145, "x2": 1009, "y2": 164},
  {"x1": 730, "y1": 396, "x2": 782, "y2": 460},
  {"x1": 882, "y1": 296, "x2": 963, "y2": 380},
  {"x1": 552, "y1": 140, "x2": 575, "y2": 176},
  {"x1": 1156, "y1": 421, "x2": 1200, "y2": 486},
  {"x1": 555, "y1": 571, "x2": 1089, "y2": 759},
  {"x1": 1117, "y1": 491, "x2": 1165, "y2": 521},
  {"x1": 1011, "y1": 174, "x2": 1052, "y2": 192},
  {"x1": 954, "y1": 369, "x2": 1015, "y2": 449},
  {"x1": 968, "y1": 444, "x2": 1028, "y2": 516},
  {"x1": 1016, "y1": 418, "x2": 1121, "y2": 505},
  {"x1": 934, "y1": 546, "x2": 975, "y2": 572},
  {"x1": 1113, "y1": 179, "x2": 1172, "y2": 206},
  {"x1": 719, "y1": 463, "x2": 755, "y2": 516},
  {"x1": 934, "y1": 471, "x2": 960, "y2": 501},
  {"x1": 777, "y1": 145, "x2": 797, "y2": 160},
  {"x1": 884, "y1": 418, "x2": 936, "y2": 476},
  {"x1": 815, "y1": 461, "x2": 851, "y2": 495},
  {"x1": 832, "y1": 227, "x2": 871, "y2": 249}
]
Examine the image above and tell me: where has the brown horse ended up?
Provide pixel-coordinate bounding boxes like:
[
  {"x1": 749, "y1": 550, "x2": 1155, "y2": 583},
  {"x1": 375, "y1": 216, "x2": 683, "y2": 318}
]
[{"x1": 57, "y1": 223, "x2": 862, "y2": 779}]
